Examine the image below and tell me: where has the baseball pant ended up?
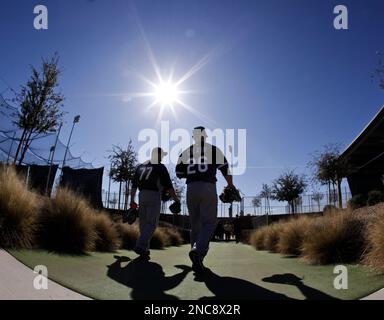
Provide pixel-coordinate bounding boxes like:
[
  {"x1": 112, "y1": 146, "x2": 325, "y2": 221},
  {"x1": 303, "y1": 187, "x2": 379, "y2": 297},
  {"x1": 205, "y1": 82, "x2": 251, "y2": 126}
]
[
  {"x1": 187, "y1": 181, "x2": 218, "y2": 258},
  {"x1": 135, "y1": 190, "x2": 161, "y2": 251}
]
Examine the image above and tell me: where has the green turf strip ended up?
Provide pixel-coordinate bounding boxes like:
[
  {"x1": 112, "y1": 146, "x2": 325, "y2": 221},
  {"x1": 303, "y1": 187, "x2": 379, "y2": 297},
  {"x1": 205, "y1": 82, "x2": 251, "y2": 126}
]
[{"x1": 9, "y1": 242, "x2": 384, "y2": 300}]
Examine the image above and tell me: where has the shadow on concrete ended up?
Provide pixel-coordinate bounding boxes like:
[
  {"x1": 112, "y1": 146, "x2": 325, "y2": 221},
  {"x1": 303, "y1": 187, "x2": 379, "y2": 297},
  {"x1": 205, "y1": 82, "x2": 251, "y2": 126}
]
[
  {"x1": 107, "y1": 255, "x2": 191, "y2": 300},
  {"x1": 107, "y1": 256, "x2": 337, "y2": 300},
  {"x1": 193, "y1": 267, "x2": 293, "y2": 300},
  {"x1": 262, "y1": 273, "x2": 339, "y2": 300}
]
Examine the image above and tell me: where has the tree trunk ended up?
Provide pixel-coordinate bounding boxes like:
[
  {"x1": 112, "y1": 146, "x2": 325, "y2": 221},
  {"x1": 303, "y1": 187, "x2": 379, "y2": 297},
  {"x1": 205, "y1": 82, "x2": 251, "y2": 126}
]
[
  {"x1": 268, "y1": 198, "x2": 271, "y2": 214},
  {"x1": 290, "y1": 201, "x2": 295, "y2": 214},
  {"x1": 127, "y1": 180, "x2": 131, "y2": 205},
  {"x1": 18, "y1": 130, "x2": 33, "y2": 165},
  {"x1": 13, "y1": 128, "x2": 27, "y2": 164},
  {"x1": 337, "y1": 178, "x2": 343, "y2": 209},
  {"x1": 123, "y1": 181, "x2": 127, "y2": 211},
  {"x1": 331, "y1": 182, "x2": 336, "y2": 205},
  {"x1": 124, "y1": 180, "x2": 131, "y2": 211},
  {"x1": 18, "y1": 139, "x2": 30, "y2": 165},
  {"x1": 328, "y1": 182, "x2": 331, "y2": 205},
  {"x1": 118, "y1": 181, "x2": 122, "y2": 211},
  {"x1": 264, "y1": 198, "x2": 267, "y2": 214}
]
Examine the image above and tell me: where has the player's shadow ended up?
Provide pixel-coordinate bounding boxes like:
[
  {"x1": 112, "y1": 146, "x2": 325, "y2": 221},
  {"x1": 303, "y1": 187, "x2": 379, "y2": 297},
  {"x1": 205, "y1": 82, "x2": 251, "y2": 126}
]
[
  {"x1": 192, "y1": 267, "x2": 293, "y2": 300},
  {"x1": 107, "y1": 255, "x2": 191, "y2": 300},
  {"x1": 262, "y1": 273, "x2": 339, "y2": 300}
]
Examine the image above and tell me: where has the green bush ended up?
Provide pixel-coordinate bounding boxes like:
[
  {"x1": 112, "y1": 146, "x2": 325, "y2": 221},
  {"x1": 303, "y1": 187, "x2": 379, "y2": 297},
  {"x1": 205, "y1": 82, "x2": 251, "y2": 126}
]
[
  {"x1": 364, "y1": 209, "x2": 384, "y2": 272},
  {"x1": 301, "y1": 212, "x2": 367, "y2": 264},
  {"x1": 93, "y1": 213, "x2": 121, "y2": 252},
  {"x1": 116, "y1": 223, "x2": 139, "y2": 250},
  {"x1": 161, "y1": 227, "x2": 184, "y2": 246},
  {"x1": 150, "y1": 228, "x2": 171, "y2": 249},
  {"x1": 0, "y1": 167, "x2": 40, "y2": 248},
  {"x1": 37, "y1": 188, "x2": 96, "y2": 254},
  {"x1": 263, "y1": 223, "x2": 286, "y2": 253},
  {"x1": 323, "y1": 204, "x2": 338, "y2": 215},
  {"x1": 348, "y1": 194, "x2": 366, "y2": 210},
  {"x1": 277, "y1": 216, "x2": 314, "y2": 256},
  {"x1": 250, "y1": 226, "x2": 269, "y2": 250},
  {"x1": 367, "y1": 190, "x2": 384, "y2": 206}
]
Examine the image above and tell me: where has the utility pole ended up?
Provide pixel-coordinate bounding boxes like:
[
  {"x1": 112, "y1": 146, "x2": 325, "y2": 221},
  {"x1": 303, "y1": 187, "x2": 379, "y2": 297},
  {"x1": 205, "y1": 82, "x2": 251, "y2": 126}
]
[
  {"x1": 107, "y1": 164, "x2": 112, "y2": 209},
  {"x1": 45, "y1": 123, "x2": 62, "y2": 195},
  {"x1": 61, "y1": 115, "x2": 80, "y2": 180}
]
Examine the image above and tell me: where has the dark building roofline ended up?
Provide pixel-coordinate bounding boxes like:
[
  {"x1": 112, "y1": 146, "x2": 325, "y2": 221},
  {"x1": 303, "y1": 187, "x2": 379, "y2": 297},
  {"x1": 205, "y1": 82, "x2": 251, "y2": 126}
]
[{"x1": 341, "y1": 106, "x2": 384, "y2": 160}]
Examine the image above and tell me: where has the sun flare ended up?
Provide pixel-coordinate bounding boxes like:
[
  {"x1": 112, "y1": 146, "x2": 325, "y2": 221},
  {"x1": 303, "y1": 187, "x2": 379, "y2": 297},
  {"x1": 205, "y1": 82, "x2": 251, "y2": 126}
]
[
  {"x1": 119, "y1": 11, "x2": 218, "y2": 125},
  {"x1": 154, "y1": 81, "x2": 179, "y2": 107}
]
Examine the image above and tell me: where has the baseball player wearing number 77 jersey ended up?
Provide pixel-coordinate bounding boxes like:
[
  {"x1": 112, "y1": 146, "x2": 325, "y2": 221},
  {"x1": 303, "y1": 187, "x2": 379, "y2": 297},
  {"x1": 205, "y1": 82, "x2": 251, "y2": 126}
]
[
  {"x1": 176, "y1": 126, "x2": 237, "y2": 273},
  {"x1": 130, "y1": 147, "x2": 179, "y2": 260}
]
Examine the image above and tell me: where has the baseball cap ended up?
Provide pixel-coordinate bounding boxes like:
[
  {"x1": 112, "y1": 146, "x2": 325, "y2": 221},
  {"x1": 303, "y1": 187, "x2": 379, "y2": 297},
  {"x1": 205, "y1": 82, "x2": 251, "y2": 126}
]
[
  {"x1": 193, "y1": 126, "x2": 206, "y2": 132},
  {"x1": 193, "y1": 126, "x2": 207, "y2": 137},
  {"x1": 152, "y1": 147, "x2": 168, "y2": 158}
]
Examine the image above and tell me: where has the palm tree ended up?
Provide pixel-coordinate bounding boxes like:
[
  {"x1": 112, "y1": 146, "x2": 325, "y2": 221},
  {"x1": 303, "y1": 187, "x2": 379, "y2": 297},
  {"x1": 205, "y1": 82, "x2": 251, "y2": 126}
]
[
  {"x1": 311, "y1": 191, "x2": 324, "y2": 212},
  {"x1": 108, "y1": 141, "x2": 137, "y2": 211},
  {"x1": 251, "y1": 196, "x2": 261, "y2": 215},
  {"x1": 260, "y1": 183, "x2": 273, "y2": 214}
]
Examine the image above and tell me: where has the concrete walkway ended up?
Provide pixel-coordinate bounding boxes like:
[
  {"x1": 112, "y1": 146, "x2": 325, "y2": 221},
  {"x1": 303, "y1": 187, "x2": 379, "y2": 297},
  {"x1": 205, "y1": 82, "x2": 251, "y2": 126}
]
[
  {"x1": 0, "y1": 249, "x2": 90, "y2": 300},
  {"x1": 361, "y1": 288, "x2": 384, "y2": 300},
  {"x1": 3, "y1": 244, "x2": 384, "y2": 300}
]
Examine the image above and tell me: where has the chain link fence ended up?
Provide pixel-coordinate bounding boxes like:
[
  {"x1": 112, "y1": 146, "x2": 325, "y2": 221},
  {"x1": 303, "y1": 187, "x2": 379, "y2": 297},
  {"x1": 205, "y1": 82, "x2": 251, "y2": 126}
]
[{"x1": 102, "y1": 188, "x2": 352, "y2": 217}]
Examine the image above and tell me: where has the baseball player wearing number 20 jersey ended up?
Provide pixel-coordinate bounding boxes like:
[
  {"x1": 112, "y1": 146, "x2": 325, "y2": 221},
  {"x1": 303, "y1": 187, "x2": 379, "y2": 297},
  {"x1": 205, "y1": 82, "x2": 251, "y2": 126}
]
[
  {"x1": 131, "y1": 147, "x2": 179, "y2": 259},
  {"x1": 176, "y1": 126, "x2": 237, "y2": 273}
]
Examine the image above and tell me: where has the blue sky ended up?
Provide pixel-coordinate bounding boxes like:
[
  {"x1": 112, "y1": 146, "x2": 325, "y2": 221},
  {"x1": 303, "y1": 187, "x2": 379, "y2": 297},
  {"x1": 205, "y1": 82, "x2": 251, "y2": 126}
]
[{"x1": 0, "y1": 0, "x2": 383, "y2": 196}]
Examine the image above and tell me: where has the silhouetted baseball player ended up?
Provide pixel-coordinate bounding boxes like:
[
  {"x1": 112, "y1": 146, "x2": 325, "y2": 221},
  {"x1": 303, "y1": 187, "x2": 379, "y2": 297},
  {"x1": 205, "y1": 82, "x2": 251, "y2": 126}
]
[
  {"x1": 176, "y1": 126, "x2": 236, "y2": 273},
  {"x1": 131, "y1": 147, "x2": 179, "y2": 259}
]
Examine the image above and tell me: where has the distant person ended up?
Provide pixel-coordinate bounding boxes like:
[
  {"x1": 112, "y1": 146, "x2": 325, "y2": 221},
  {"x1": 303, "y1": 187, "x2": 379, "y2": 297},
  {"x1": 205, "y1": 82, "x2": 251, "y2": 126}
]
[
  {"x1": 223, "y1": 223, "x2": 232, "y2": 241},
  {"x1": 229, "y1": 204, "x2": 233, "y2": 218},
  {"x1": 215, "y1": 221, "x2": 224, "y2": 241},
  {"x1": 176, "y1": 126, "x2": 237, "y2": 273},
  {"x1": 130, "y1": 147, "x2": 180, "y2": 260},
  {"x1": 233, "y1": 214, "x2": 241, "y2": 243}
]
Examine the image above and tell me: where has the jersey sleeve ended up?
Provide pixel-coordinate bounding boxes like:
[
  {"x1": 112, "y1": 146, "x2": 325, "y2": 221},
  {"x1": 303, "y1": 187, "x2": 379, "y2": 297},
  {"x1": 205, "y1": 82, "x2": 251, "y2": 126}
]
[
  {"x1": 175, "y1": 149, "x2": 189, "y2": 179},
  {"x1": 215, "y1": 147, "x2": 230, "y2": 176},
  {"x1": 131, "y1": 165, "x2": 140, "y2": 189}
]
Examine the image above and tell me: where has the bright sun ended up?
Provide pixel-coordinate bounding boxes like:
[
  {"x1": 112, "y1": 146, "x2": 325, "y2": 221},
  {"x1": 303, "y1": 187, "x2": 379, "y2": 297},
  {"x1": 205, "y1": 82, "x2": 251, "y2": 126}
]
[
  {"x1": 154, "y1": 81, "x2": 179, "y2": 107},
  {"x1": 121, "y1": 23, "x2": 217, "y2": 124}
]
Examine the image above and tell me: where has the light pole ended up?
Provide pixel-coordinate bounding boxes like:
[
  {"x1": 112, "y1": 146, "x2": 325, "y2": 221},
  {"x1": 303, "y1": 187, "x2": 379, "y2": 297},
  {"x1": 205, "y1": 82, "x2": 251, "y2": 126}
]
[
  {"x1": 228, "y1": 145, "x2": 233, "y2": 219},
  {"x1": 6, "y1": 131, "x2": 16, "y2": 163},
  {"x1": 107, "y1": 164, "x2": 112, "y2": 209},
  {"x1": 45, "y1": 122, "x2": 62, "y2": 195},
  {"x1": 61, "y1": 115, "x2": 80, "y2": 178}
]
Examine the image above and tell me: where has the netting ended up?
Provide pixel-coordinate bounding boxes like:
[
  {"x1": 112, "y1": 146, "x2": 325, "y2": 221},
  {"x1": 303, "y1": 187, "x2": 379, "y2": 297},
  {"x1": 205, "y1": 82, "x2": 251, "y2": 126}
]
[
  {"x1": 61, "y1": 167, "x2": 104, "y2": 209},
  {"x1": 0, "y1": 94, "x2": 93, "y2": 169},
  {"x1": 14, "y1": 164, "x2": 58, "y2": 195}
]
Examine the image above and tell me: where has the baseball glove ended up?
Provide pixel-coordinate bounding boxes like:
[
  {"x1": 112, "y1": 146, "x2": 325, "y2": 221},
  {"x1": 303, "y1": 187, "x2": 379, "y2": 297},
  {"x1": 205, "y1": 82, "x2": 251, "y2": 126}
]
[
  {"x1": 169, "y1": 201, "x2": 181, "y2": 214},
  {"x1": 122, "y1": 207, "x2": 138, "y2": 224},
  {"x1": 219, "y1": 186, "x2": 242, "y2": 203},
  {"x1": 161, "y1": 190, "x2": 172, "y2": 202}
]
